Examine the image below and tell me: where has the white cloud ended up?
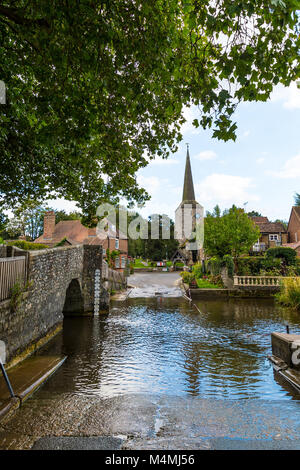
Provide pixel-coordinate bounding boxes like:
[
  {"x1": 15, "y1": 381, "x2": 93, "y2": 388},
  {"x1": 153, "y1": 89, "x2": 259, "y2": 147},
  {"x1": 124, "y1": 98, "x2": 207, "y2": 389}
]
[
  {"x1": 45, "y1": 198, "x2": 79, "y2": 212},
  {"x1": 256, "y1": 157, "x2": 265, "y2": 165},
  {"x1": 268, "y1": 153, "x2": 300, "y2": 179},
  {"x1": 194, "y1": 150, "x2": 217, "y2": 161},
  {"x1": 137, "y1": 175, "x2": 162, "y2": 194},
  {"x1": 195, "y1": 173, "x2": 259, "y2": 207},
  {"x1": 270, "y1": 82, "x2": 300, "y2": 110},
  {"x1": 241, "y1": 130, "x2": 250, "y2": 138}
]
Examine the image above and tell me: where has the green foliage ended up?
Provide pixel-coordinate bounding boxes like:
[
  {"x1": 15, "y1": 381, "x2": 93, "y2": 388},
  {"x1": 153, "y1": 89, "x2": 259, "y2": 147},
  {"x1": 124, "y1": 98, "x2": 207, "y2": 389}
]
[
  {"x1": 0, "y1": 236, "x2": 4, "y2": 244},
  {"x1": 54, "y1": 237, "x2": 68, "y2": 247},
  {"x1": 266, "y1": 247, "x2": 297, "y2": 265},
  {"x1": 236, "y1": 256, "x2": 282, "y2": 275},
  {"x1": 247, "y1": 211, "x2": 262, "y2": 217},
  {"x1": 192, "y1": 262, "x2": 203, "y2": 278},
  {"x1": 5, "y1": 200, "x2": 52, "y2": 240},
  {"x1": 196, "y1": 278, "x2": 222, "y2": 289},
  {"x1": 276, "y1": 278, "x2": 300, "y2": 311},
  {"x1": 9, "y1": 279, "x2": 32, "y2": 312},
  {"x1": 0, "y1": 2, "x2": 299, "y2": 216},
  {"x1": 55, "y1": 211, "x2": 82, "y2": 224},
  {"x1": 180, "y1": 271, "x2": 195, "y2": 285},
  {"x1": 294, "y1": 193, "x2": 300, "y2": 206},
  {"x1": 221, "y1": 255, "x2": 235, "y2": 278},
  {"x1": 128, "y1": 213, "x2": 179, "y2": 261},
  {"x1": 204, "y1": 205, "x2": 261, "y2": 260},
  {"x1": 6, "y1": 240, "x2": 49, "y2": 250},
  {"x1": 207, "y1": 257, "x2": 221, "y2": 275}
]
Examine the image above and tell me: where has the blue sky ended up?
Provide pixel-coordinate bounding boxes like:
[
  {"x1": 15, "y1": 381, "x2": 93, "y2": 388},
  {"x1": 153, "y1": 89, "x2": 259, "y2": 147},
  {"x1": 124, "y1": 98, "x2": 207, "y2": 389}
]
[{"x1": 52, "y1": 82, "x2": 300, "y2": 223}]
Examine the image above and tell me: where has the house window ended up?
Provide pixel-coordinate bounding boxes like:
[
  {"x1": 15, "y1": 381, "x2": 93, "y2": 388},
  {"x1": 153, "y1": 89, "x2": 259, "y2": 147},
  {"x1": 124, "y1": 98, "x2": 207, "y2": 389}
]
[
  {"x1": 115, "y1": 257, "x2": 120, "y2": 268},
  {"x1": 102, "y1": 248, "x2": 106, "y2": 256},
  {"x1": 269, "y1": 234, "x2": 279, "y2": 241},
  {"x1": 115, "y1": 238, "x2": 119, "y2": 249},
  {"x1": 121, "y1": 256, "x2": 126, "y2": 268}
]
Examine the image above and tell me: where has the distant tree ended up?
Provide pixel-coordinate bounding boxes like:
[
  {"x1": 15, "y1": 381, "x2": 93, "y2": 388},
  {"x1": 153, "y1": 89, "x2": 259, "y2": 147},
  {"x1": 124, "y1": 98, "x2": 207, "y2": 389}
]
[
  {"x1": 0, "y1": 212, "x2": 8, "y2": 232},
  {"x1": 273, "y1": 219, "x2": 288, "y2": 231},
  {"x1": 6, "y1": 200, "x2": 52, "y2": 240},
  {"x1": 204, "y1": 205, "x2": 260, "y2": 265},
  {"x1": 55, "y1": 210, "x2": 82, "y2": 224},
  {"x1": 294, "y1": 193, "x2": 300, "y2": 206},
  {"x1": 247, "y1": 211, "x2": 262, "y2": 217}
]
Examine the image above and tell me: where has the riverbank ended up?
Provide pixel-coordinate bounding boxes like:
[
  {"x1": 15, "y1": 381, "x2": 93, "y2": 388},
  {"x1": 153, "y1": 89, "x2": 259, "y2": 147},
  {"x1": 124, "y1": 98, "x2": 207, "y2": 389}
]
[{"x1": 0, "y1": 355, "x2": 66, "y2": 423}]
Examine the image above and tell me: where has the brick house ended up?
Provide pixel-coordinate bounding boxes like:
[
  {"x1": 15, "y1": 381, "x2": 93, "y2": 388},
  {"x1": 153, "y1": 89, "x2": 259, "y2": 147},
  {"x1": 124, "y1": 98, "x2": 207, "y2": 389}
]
[
  {"x1": 35, "y1": 211, "x2": 128, "y2": 271},
  {"x1": 282, "y1": 206, "x2": 300, "y2": 257},
  {"x1": 250, "y1": 216, "x2": 288, "y2": 253}
]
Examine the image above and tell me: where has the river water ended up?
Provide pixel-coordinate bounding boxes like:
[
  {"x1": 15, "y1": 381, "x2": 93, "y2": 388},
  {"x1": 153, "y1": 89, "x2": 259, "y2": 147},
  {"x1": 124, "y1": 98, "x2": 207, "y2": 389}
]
[
  {"x1": 40, "y1": 293, "x2": 300, "y2": 401},
  {"x1": 2, "y1": 274, "x2": 300, "y2": 449}
]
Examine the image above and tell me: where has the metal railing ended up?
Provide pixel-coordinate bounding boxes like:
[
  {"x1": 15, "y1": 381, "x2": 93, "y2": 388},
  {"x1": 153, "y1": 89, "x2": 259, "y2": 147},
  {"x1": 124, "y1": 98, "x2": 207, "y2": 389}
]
[{"x1": 0, "y1": 256, "x2": 26, "y2": 301}]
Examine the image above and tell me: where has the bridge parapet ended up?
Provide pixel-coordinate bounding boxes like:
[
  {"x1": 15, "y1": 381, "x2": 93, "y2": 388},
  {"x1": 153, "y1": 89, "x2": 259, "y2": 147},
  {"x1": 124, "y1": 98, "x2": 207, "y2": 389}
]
[{"x1": 0, "y1": 244, "x2": 115, "y2": 365}]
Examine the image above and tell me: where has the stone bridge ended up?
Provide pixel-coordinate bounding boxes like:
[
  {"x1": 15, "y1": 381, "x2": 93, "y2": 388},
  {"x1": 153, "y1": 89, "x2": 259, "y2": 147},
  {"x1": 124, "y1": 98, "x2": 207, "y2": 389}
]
[{"x1": 0, "y1": 245, "x2": 126, "y2": 366}]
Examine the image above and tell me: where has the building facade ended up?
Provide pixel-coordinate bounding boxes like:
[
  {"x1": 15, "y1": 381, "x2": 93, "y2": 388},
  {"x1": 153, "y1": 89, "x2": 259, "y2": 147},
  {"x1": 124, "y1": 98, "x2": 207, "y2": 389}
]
[
  {"x1": 250, "y1": 216, "x2": 288, "y2": 253},
  {"x1": 35, "y1": 211, "x2": 128, "y2": 271}
]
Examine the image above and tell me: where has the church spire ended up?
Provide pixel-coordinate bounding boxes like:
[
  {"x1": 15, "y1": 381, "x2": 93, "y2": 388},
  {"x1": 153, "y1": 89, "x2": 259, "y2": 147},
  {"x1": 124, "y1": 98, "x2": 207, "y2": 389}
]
[{"x1": 182, "y1": 144, "x2": 195, "y2": 202}]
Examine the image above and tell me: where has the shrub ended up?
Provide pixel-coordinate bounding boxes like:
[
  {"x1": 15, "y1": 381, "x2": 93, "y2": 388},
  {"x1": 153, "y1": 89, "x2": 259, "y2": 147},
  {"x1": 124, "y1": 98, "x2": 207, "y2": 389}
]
[
  {"x1": 221, "y1": 254, "x2": 234, "y2": 278},
  {"x1": 192, "y1": 262, "x2": 203, "y2": 279},
  {"x1": 180, "y1": 271, "x2": 195, "y2": 285},
  {"x1": 266, "y1": 247, "x2": 297, "y2": 265},
  {"x1": 276, "y1": 278, "x2": 300, "y2": 311},
  {"x1": 54, "y1": 237, "x2": 68, "y2": 247},
  {"x1": 7, "y1": 240, "x2": 49, "y2": 250},
  {"x1": 236, "y1": 256, "x2": 282, "y2": 276},
  {"x1": 207, "y1": 256, "x2": 221, "y2": 275}
]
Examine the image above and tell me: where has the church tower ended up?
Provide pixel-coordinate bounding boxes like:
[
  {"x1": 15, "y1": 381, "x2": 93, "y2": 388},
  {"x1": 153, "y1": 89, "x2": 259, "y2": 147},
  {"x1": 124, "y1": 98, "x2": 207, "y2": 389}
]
[{"x1": 175, "y1": 146, "x2": 204, "y2": 264}]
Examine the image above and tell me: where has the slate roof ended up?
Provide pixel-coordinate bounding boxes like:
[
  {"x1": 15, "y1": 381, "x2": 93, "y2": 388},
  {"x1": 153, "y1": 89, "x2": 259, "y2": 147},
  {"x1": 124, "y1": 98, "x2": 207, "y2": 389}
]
[{"x1": 182, "y1": 147, "x2": 196, "y2": 202}]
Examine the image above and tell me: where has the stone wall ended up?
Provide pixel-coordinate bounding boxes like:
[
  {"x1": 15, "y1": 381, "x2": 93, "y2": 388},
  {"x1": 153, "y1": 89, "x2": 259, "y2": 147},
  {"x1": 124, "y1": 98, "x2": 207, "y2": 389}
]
[{"x1": 0, "y1": 244, "x2": 113, "y2": 365}]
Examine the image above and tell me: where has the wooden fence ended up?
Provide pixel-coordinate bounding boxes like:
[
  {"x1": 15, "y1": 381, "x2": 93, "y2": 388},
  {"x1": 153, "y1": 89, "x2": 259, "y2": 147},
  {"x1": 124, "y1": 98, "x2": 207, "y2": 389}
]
[
  {"x1": 233, "y1": 276, "x2": 296, "y2": 287},
  {"x1": 0, "y1": 256, "x2": 26, "y2": 301}
]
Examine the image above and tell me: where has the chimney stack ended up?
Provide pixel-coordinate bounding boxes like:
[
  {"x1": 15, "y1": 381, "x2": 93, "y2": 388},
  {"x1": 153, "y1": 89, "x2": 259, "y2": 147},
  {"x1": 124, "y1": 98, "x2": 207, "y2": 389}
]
[{"x1": 44, "y1": 211, "x2": 55, "y2": 239}]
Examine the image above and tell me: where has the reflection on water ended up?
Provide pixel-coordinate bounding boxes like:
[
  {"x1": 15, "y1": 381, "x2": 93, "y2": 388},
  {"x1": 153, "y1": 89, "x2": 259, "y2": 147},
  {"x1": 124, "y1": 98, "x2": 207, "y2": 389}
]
[{"x1": 40, "y1": 297, "x2": 300, "y2": 401}]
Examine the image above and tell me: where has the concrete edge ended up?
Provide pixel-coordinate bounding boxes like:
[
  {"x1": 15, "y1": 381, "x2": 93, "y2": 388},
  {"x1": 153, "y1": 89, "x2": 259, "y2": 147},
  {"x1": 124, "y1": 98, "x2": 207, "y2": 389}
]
[{"x1": 0, "y1": 356, "x2": 67, "y2": 425}]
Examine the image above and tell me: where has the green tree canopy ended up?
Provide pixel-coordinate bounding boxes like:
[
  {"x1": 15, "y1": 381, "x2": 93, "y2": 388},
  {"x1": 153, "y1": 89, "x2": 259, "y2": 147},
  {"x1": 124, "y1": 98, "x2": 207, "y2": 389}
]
[
  {"x1": 294, "y1": 193, "x2": 300, "y2": 206},
  {"x1": 0, "y1": 1, "x2": 299, "y2": 219},
  {"x1": 204, "y1": 205, "x2": 261, "y2": 259},
  {"x1": 55, "y1": 210, "x2": 82, "y2": 224}
]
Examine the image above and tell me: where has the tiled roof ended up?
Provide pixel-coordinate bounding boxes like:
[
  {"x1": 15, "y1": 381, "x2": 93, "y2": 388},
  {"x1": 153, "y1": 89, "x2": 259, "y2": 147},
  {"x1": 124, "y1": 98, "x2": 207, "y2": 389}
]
[
  {"x1": 251, "y1": 216, "x2": 269, "y2": 223},
  {"x1": 35, "y1": 217, "x2": 127, "y2": 246},
  {"x1": 250, "y1": 217, "x2": 286, "y2": 233}
]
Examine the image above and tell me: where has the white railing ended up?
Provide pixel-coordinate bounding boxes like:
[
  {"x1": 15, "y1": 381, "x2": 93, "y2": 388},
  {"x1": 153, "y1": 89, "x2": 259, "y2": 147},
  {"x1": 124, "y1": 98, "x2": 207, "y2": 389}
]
[
  {"x1": 0, "y1": 256, "x2": 26, "y2": 301},
  {"x1": 233, "y1": 276, "x2": 296, "y2": 287}
]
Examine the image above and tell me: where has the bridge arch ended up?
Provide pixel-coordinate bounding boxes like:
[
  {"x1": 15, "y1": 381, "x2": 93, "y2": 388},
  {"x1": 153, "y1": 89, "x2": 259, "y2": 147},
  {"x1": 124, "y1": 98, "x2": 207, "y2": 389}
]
[{"x1": 63, "y1": 278, "x2": 84, "y2": 316}]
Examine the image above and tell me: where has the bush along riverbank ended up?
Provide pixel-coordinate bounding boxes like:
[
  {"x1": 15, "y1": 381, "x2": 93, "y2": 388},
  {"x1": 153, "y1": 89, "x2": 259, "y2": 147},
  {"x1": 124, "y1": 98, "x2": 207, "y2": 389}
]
[
  {"x1": 180, "y1": 263, "x2": 224, "y2": 289},
  {"x1": 276, "y1": 278, "x2": 300, "y2": 312}
]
